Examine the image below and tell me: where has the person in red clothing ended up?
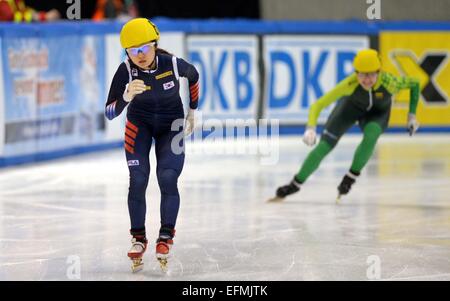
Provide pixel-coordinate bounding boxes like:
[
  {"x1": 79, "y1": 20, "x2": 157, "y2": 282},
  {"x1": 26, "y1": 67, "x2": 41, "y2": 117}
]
[
  {"x1": 0, "y1": 0, "x2": 60, "y2": 22},
  {"x1": 92, "y1": 0, "x2": 138, "y2": 21}
]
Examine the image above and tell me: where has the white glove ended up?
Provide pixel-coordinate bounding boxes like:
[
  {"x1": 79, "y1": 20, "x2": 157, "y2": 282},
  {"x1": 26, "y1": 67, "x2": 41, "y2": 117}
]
[
  {"x1": 184, "y1": 109, "x2": 196, "y2": 137},
  {"x1": 407, "y1": 113, "x2": 419, "y2": 136},
  {"x1": 303, "y1": 126, "x2": 317, "y2": 146},
  {"x1": 123, "y1": 79, "x2": 146, "y2": 102}
]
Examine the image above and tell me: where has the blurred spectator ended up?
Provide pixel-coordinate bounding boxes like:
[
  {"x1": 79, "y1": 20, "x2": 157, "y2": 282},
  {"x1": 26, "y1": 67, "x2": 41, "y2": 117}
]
[
  {"x1": 92, "y1": 0, "x2": 138, "y2": 21},
  {"x1": 0, "y1": 0, "x2": 60, "y2": 22}
]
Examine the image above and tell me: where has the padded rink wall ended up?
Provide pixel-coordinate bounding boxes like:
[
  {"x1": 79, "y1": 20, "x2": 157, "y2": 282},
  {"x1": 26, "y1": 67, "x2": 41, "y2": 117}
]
[{"x1": 0, "y1": 19, "x2": 450, "y2": 167}]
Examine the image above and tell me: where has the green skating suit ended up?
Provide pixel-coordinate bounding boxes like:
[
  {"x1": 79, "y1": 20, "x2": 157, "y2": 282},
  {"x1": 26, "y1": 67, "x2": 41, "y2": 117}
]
[{"x1": 296, "y1": 71, "x2": 420, "y2": 183}]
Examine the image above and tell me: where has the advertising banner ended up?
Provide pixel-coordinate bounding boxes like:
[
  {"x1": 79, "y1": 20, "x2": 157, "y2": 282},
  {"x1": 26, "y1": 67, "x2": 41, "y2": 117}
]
[
  {"x1": 1, "y1": 34, "x2": 106, "y2": 157},
  {"x1": 263, "y1": 35, "x2": 369, "y2": 124},
  {"x1": 380, "y1": 31, "x2": 450, "y2": 126},
  {"x1": 187, "y1": 35, "x2": 260, "y2": 120},
  {"x1": 0, "y1": 36, "x2": 4, "y2": 156}
]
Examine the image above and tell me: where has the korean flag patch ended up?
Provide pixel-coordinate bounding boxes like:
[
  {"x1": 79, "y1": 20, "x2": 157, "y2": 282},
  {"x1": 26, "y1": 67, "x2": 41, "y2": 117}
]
[{"x1": 163, "y1": 81, "x2": 175, "y2": 90}]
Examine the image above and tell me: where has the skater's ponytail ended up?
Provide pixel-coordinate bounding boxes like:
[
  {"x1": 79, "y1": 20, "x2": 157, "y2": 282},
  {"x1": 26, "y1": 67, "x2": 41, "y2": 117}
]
[{"x1": 155, "y1": 43, "x2": 173, "y2": 56}]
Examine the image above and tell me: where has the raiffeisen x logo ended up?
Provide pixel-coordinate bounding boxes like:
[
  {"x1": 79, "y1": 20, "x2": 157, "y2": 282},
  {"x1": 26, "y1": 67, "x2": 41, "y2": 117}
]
[{"x1": 390, "y1": 51, "x2": 449, "y2": 104}]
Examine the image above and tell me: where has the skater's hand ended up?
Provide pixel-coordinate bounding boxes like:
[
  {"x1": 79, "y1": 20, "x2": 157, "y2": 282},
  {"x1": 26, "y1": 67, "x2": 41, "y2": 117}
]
[
  {"x1": 407, "y1": 113, "x2": 419, "y2": 136},
  {"x1": 123, "y1": 79, "x2": 147, "y2": 102},
  {"x1": 184, "y1": 109, "x2": 196, "y2": 137},
  {"x1": 303, "y1": 126, "x2": 317, "y2": 146}
]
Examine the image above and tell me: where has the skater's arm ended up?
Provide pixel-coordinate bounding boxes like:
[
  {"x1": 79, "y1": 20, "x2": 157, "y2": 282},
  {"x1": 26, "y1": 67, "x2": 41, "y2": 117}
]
[
  {"x1": 381, "y1": 72, "x2": 420, "y2": 115},
  {"x1": 307, "y1": 74, "x2": 358, "y2": 127},
  {"x1": 105, "y1": 63, "x2": 131, "y2": 121},
  {"x1": 175, "y1": 57, "x2": 200, "y2": 110}
]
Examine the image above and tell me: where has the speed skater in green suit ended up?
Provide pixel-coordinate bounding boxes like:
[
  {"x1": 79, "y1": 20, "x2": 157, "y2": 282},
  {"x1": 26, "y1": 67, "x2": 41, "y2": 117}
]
[{"x1": 270, "y1": 49, "x2": 420, "y2": 202}]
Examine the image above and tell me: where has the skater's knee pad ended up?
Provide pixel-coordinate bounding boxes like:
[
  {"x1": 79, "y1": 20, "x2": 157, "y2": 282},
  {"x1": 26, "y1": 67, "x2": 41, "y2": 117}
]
[
  {"x1": 320, "y1": 134, "x2": 338, "y2": 149},
  {"x1": 157, "y1": 168, "x2": 180, "y2": 195},
  {"x1": 316, "y1": 139, "x2": 335, "y2": 155}
]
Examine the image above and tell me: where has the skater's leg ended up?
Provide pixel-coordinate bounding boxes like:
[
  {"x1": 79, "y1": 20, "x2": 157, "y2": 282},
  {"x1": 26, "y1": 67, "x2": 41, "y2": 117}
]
[
  {"x1": 154, "y1": 126, "x2": 184, "y2": 265},
  {"x1": 275, "y1": 139, "x2": 335, "y2": 199},
  {"x1": 338, "y1": 121, "x2": 383, "y2": 197},
  {"x1": 155, "y1": 127, "x2": 185, "y2": 232},
  {"x1": 274, "y1": 140, "x2": 333, "y2": 199},
  {"x1": 350, "y1": 122, "x2": 383, "y2": 174},
  {"x1": 273, "y1": 102, "x2": 360, "y2": 200},
  {"x1": 125, "y1": 119, "x2": 153, "y2": 234},
  {"x1": 298, "y1": 98, "x2": 362, "y2": 184},
  {"x1": 125, "y1": 119, "x2": 153, "y2": 271},
  {"x1": 157, "y1": 167, "x2": 182, "y2": 230},
  {"x1": 295, "y1": 140, "x2": 334, "y2": 183}
]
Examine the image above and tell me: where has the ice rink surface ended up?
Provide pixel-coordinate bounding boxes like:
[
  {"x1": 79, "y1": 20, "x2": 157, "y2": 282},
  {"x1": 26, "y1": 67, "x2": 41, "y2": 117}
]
[{"x1": 0, "y1": 135, "x2": 449, "y2": 281}]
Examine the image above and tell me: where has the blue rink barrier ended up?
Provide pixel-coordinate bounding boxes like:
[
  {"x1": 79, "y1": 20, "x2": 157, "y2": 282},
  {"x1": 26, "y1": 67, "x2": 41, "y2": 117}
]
[
  {"x1": 0, "y1": 142, "x2": 123, "y2": 168},
  {"x1": 0, "y1": 19, "x2": 449, "y2": 168},
  {"x1": 1, "y1": 125, "x2": 448, "y2": 168},
  {"x1": 4, "y1": 19, "x2": 448, "y2": 35},
  {"x1": 2, "y1": 126, "x2": 447, "y2": 168}
]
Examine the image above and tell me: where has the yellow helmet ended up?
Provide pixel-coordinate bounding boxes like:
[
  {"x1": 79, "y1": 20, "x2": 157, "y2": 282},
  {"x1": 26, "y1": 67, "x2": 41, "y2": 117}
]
[
  {"x1": 120, "y1": 18, "x2": 160, "y2": 49},
  {"x1": 353, "y1": 49, "x2": 381, "y2": 73}
]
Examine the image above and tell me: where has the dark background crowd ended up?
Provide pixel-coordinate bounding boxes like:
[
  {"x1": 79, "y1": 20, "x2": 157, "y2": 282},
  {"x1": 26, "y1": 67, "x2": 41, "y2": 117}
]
[{"x1": 0, "y1": 0, "x2": 260, "y2": 22}]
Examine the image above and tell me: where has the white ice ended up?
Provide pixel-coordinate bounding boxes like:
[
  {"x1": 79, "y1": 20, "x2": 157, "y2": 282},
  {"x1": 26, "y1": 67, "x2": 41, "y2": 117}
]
[{"x1": 0, "y1": 135, "x2": 450, "y2": 280}]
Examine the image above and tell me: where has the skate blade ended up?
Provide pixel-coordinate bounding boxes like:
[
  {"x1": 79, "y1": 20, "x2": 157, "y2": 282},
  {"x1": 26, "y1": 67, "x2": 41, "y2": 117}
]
[
  {"x1": 336, "y1": 194, "x2": 342, "y2": 204},
  {"x1": 131, "y1": 259, "x2": 143, "y2": 273},
  {"x1": 157, "y1": 258, "x2": 168, "y2": 272},
  {"x1": 267, "y1": 196, "x2": 284, "y2": 203}
]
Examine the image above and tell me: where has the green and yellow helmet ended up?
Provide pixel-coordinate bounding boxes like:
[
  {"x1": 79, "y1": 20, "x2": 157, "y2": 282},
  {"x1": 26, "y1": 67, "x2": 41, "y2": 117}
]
[
  {"x1": 353, "y1": 49, "x2": 381, "y2": 73},
  {"x1": 120, "y1": 18, "x2": 160, "y2": 49}
]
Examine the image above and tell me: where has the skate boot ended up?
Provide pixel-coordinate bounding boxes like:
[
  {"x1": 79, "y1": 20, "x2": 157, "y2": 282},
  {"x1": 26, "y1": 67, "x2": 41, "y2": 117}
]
[
  {"x1": 268, "y1": 177, "x2": 302, "y2": 202},
  {"x1": 336, "y1": 171, "x2": 359, "y2": 203},
  {"x1": 127, "y1": 232, "x2": 148, "y2": 273},
  {"x1": 155, "y1": 227, "x2": 175, "y2": 272}
]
